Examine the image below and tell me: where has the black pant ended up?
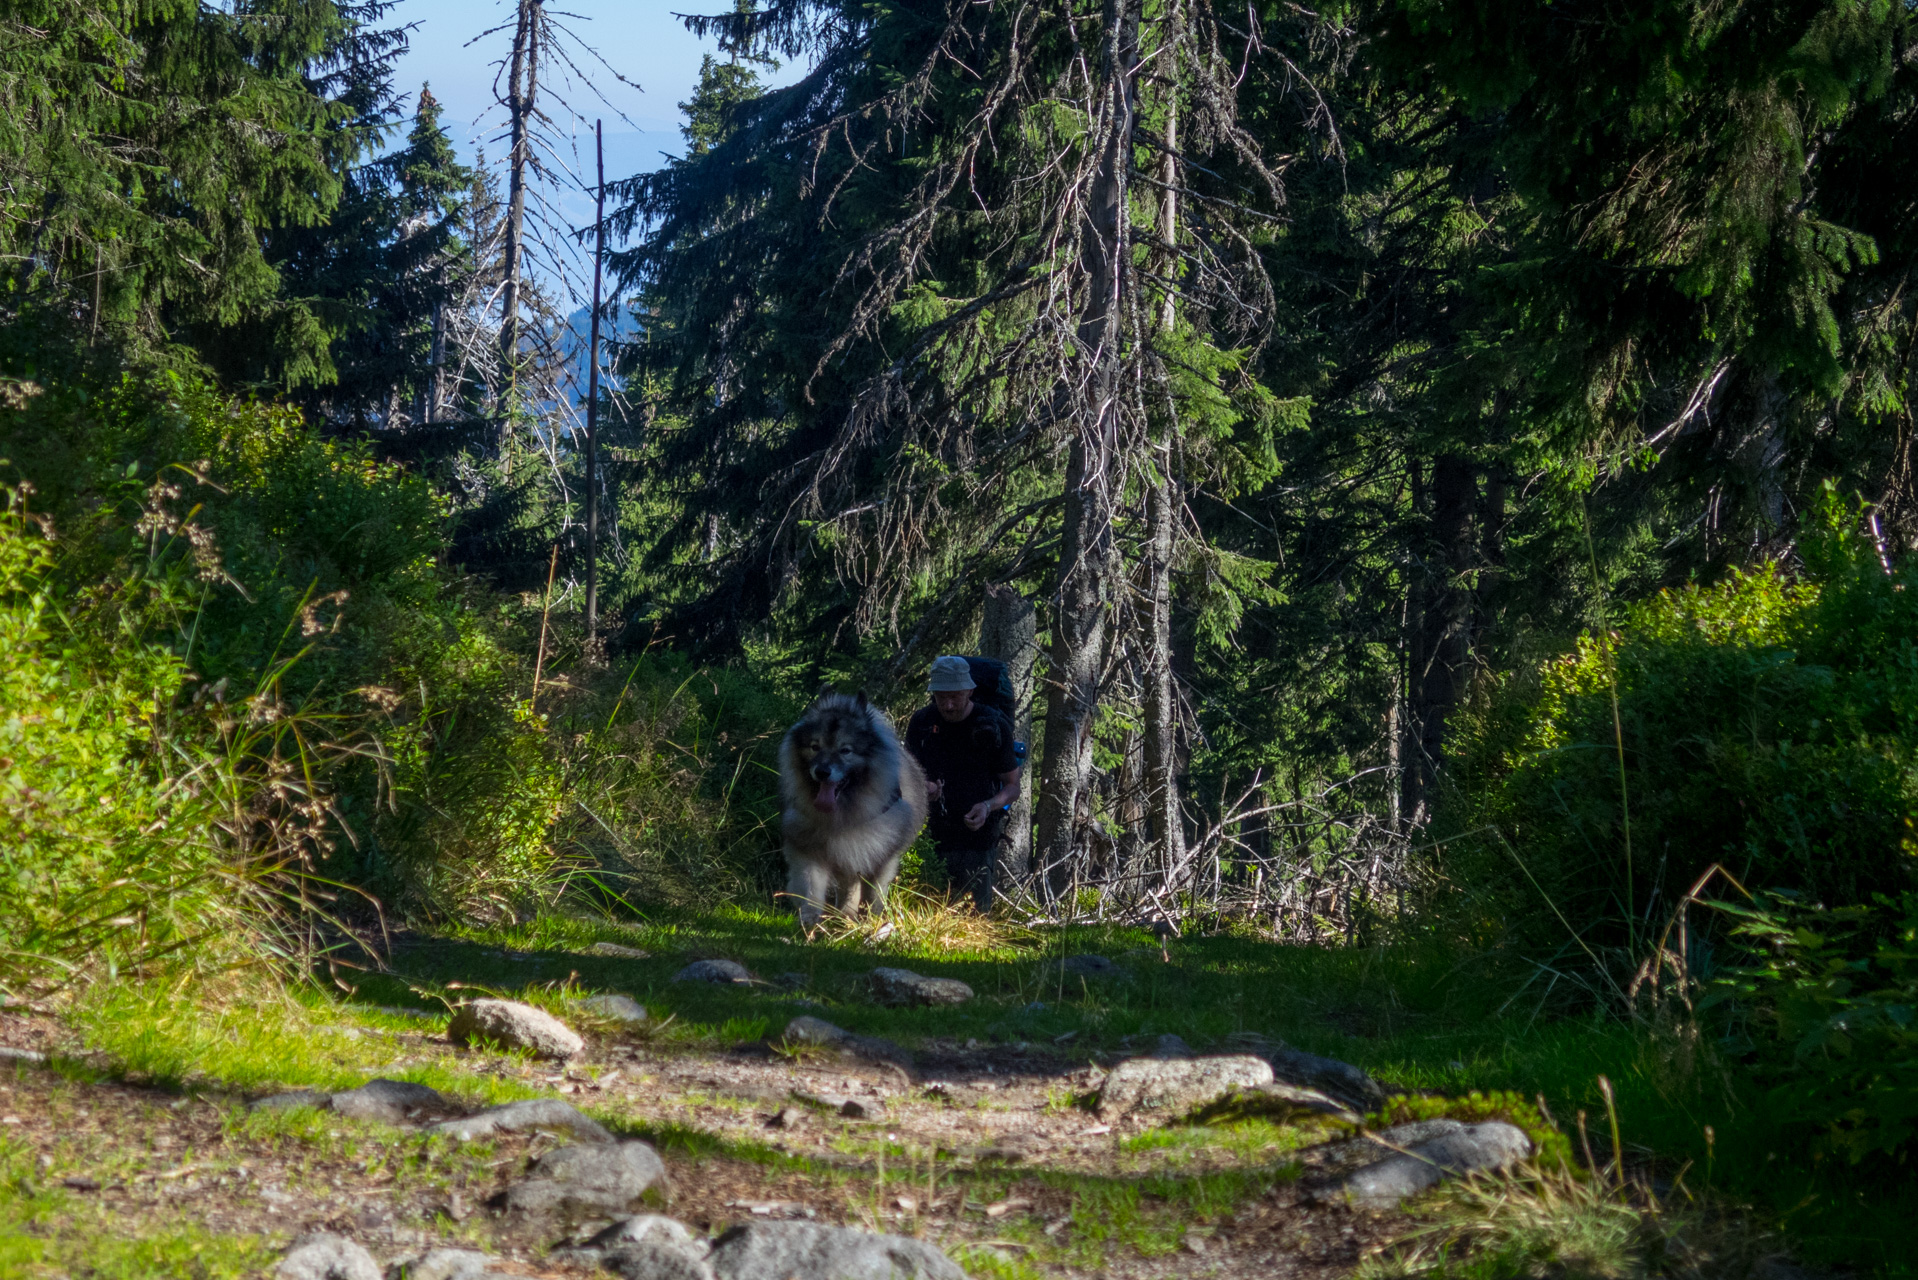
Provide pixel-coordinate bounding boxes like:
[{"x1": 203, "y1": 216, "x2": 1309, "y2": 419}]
[{"x1": 928, "y1": 810, "x2": 1004, "y2": 912}]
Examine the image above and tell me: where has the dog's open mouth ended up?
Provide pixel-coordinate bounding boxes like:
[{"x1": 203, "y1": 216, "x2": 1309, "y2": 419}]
[{"x1": 814, "y1": 778, "x2": 841, "y2": 812}]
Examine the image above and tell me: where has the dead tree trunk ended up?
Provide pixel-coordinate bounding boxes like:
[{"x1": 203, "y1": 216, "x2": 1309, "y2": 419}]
[
  {"x1": 497, "y1": 0, "x2": 541, "y2": 438},
  {"x1": 1142, "y1": 5, "x2": 1186, "y2": 877},
  {"x1": 979, "y1": 585, "x2": 1038, "y2": 884},
  {"x1": 1401, "y1": 452, "x2": 1476, "y2": 828},
  {"x1": 1037, "y1": 0, "x2": 1137, "y2": 901}
]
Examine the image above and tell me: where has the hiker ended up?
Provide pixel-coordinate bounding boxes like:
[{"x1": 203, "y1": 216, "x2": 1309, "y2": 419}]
[{"x1": 903, "y1": 655, "x2": 1022, "y2": 912}]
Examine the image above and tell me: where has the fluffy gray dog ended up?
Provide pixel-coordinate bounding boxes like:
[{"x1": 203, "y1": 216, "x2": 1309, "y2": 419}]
[{"x1": 777, "y1": 692, "x2": 929, "y2": 929}]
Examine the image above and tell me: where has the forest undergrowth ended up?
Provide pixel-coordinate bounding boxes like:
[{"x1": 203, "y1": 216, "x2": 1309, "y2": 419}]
[{"x1": 3, "y1": 364, "x2": 1916, "y2": 1278}]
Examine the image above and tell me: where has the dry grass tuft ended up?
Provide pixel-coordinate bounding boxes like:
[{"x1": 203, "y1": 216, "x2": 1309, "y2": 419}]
[
  {"x1": 806, "y1": 885, "x2": 1041, "y2": 959},
  {"x1": 1358, "y1": 1161, "x2": 1789, "y2": 1280}
]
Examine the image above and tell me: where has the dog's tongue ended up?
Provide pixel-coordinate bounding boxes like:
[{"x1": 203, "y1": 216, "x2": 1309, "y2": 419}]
[{"x1": 815, "y1": 778, "x2": 841, "y2": 812}]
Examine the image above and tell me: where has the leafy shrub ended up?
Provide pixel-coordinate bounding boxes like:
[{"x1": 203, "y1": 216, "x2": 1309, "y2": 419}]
[
  {"x1": 0, "y1": 485, "x2": 305, "y2": 987},
  {"x1": 1444, "y1": 485, "x2": 1918, "y2": 959},
  {"x1": 1, "y1": 361, "x2": 800, "y2": 958},
  {"x1": 1704, "y1": 891, "x2": 1918, "y2": 1165}
]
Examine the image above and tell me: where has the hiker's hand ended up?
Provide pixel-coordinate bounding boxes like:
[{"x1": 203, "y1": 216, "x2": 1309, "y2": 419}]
[
  {"x1": 927, "y1": 779, "x2": 942, "y2": 802},
  {"x1": 964, "y1": 800, "x2": 993, "y2": 830}
]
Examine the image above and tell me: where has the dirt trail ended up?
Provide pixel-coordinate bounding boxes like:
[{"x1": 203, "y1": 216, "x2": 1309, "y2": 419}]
[{"x1": 1, "y1": 996, "x2": 1412, "y2": 1278}]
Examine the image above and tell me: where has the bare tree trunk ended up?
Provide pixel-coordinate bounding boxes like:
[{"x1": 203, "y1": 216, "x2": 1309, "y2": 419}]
[
  {"x1": 585, "y1": 119, "x2": 605, "y2": 639},
  {"x1": 979, "y1": 584, "x2": 1038, "y2": 884},
  {"x1": 1142, "y1": 7, "x2": 1185, "y2": 875},
  {"x1": 1037, "y1": 0, "x2": 1137, "y2": 901},
  {"x1": 497, "y1": 0, "x2": 541, "y2": 441},
  {"x1": 426, "y1": 301, "x2": 446, "y2": 425},
  {"x1": 1401, "y1": 452, "x2": 1475, "y2": 828}
]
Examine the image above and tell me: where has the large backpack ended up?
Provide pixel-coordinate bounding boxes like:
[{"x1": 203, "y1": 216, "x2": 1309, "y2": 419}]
[{"x1": 961, "y1": 655, "x2": 1018, "y2": 721}]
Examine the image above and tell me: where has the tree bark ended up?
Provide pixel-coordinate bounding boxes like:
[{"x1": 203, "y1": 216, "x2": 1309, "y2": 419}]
[
  {"x1": 497, "y1": 0, "x2": 541, "y2": 438},
  {"x1": 1036, "y1": 0, "x2": 1136, "y2": 902},
  {"x1": 1142, "y1": 5, "x2": 1185, "y2": 876},
  {"x1": 979, "y1": 584, "x2": 1038, "y2": 883},
  {"x1": 1401, "y1": 452, "x2": 1475, "y2": 828}
]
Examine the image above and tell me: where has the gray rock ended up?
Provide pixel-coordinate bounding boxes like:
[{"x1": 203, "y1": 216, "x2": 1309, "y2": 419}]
[
  {"x1": 1097, "y1": 1054, "x2": 1274, "y2": 1117},
  {"x1": 1150, "y1": 1034, "x2": 1192, "y2": 1059},
  {"x1": 505, "y1": 1139, "x2": 666, "y2": 1216},
  {"x1": 1191, "y1": 1081, "x2": 1363, "y2": 1127},
  {"x1": 869, "y1": 967, "x2": 973, "y2": 1007},
  {"x1": 1059, "y1": 955, "x2": 1124, "y2": 980},
  {"x1": 1266, "y1": 1044, "x2": 1389, "y2": 1112},
  {"x1": 330, "y1": 1078, "x2": 455, "y2": 1124},
  {"x1": 707, "y1": 1221, "x2": 967, "y2": 1280},
  {"x1": 674, "y1": 959, "x2": 753, "y2": 985},
  {"x1": 278, "y1": 1233, "x2": 381, "y2": 1280},
  {"x1": 447, "y1": 999, "x2": 583, "y2": 1060},
  {"x1": 387, "y1": 1248, "x2": 496, "y2": 1280},
  {"x1": 251, "y1": 1089, "x2": 332, "y2": 1113},
  {"x1": 0, "y1": 1046, "x2": 47, "y2": 1065},
  {"x1": 784, "y1": 1016, "x2": 854, "y2": 1047},
  {"x1": 587, "y1": 1216, "x2": 716, "y2": 1280},
  {"x1": 606, "y1": 1242, "x2": 718, "y2": 1280},
  {"x1": 1337, "y1": 1121, "x2": 1533, "y2": 1207},
  {"x1": 578, "y1": 994, "x2": 649, "y2": 1026},
  {"x1": 590, "y1": 942, "x2": 653, "y2": 959},
  {"x1": 429, "y1": 1097, "x2": 613, "y2": 1143},
  {"x1": 590, "y1": 1215, "x2": 709, "y2": 1255},
  {"x1": 781, "y1": 1016, "x2": 911, "y2": 1068}
]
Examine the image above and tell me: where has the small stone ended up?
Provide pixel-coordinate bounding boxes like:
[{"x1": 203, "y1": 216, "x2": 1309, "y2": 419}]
[
  {"x1": 0, "y1": 1047, "x2": 47, "y2": 1065},
  {"x1": 429, "y1": 1097, "x2": 613, "y2": 1143},
  {"x1": 330, "y1": 1078, "x2": 456, "y2": 1124},
  {"x1": 1151, "y1": 1034, "x2": 1192, "y2": 1059},
  {"x1": 605, "y1": 1242, "x2": 717, "y2": 1280},
  {"x1": 869, "y1": 968, "x2": 973, "y2": 1007},
  {"x1": 773, "y1": 972, "x2": 810, "y2": 990},
  {"x1": 1336, "y1": 1121, "x2": 1532, "y2": 1207},
  {"x1": 768, "y1": 1107, "x2": 808, "y2": 1129},
  {"x1": 387, "y1": 1247, "x2": 496, "y2": 1280},
  {"x1": 1096, "y1": 1054, "x2": 1274, "y2": 1117},
  {"x1": 578, "y1": 994, "x2": 649, "y2": 1026},
  {"x1": 706, "y1": 1220, "x2": 966, "y2": 1280},
  {"x1": 781, "y1": 1017, "x2": 911, "y2": 1068},
  {"x1": 447, "y1": 999, "x2": 584, "y2": 1060},
  {"x1": 504, "y1": 1140, "x2": 666, "y2": 1216},
  {"x1": 278, "y1": 1232, "x2": 381, "y2": 1280},
  {"x1": 1265, "y1": 1044, "x2": 1389, "y2": 1112},
  {"x1": 674, "y1": 959, "x2": 753, "y2": 984},
  {"x1": 783, "y1": 1016, "x2": 853, "y2": 1047},
  {"x1": 251, "y1": 1089, "x2": 332, "y2": 1113},
  {"x1": 590, "y1": 942, "x2": 653, "y2": 959},
  {"x1": 589, "y1": 1214, "x2": 709, "y2": 1255},
  {"x1": 1059, "y1": 954, "x2": 1123, "y2": 980}
]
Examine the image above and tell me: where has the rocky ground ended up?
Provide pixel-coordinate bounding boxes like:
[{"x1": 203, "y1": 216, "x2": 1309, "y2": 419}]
[{"x1": 0, "y1": 939, "x2": 1541, "y2": 1280}]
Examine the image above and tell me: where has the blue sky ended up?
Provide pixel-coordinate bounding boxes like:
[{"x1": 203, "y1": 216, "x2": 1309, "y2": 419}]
[{"x1": 382, "y1": 0, "x2": 802, "y2": 287}]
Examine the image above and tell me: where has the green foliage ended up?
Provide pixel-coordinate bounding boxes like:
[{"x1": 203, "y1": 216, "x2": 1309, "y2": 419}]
[
  {"x1": 1704, "y1": 891, "x2": 1918, "y2": 1165},
  {"x1": 1446, "y1": 486, "x2": 1918, "y2": 956},
  {"x1": 0, "y1": 0, "x2": 351, "y2": 382},
  {"x1": 0, "y1": 478, "x2": 308, "y2": 987},
  {"x1": 1368, "y1": 1090, "x2": 1575, "y2": 1172}
]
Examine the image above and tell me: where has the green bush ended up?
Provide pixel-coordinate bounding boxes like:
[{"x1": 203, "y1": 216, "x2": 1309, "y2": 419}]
[
  {"x1": 0, "y1": 484, "x2": 293, "y2": 986},
  {"x1": 1445, "y1": 485, "x2": 1918, "y2": 959},
  {"x1": 1, "y1": 362, "x2": 799, "y2": 965},
  {"x1": 1704, "y1": 891, "x2": 1918, "y2": 1165}
]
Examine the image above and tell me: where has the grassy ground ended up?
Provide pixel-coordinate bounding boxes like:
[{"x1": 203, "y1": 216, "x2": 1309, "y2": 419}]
[{"x1": 2, "y1": 894, "x2": 1908, "y2": 1279}]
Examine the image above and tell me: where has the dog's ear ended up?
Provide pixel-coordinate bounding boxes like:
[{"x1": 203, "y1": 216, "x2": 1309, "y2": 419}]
[
  {"x1": 813, "y1": 681, "x2": 835, "y2": 704},
  {"x1": 854, "y1": 691, "x2": 869, "y2": 712}
]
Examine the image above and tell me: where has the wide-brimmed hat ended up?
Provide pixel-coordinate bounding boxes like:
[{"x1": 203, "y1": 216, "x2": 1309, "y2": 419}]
[{"x1": 928, "y1": 655, "x2": 976, "y2": 692}]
